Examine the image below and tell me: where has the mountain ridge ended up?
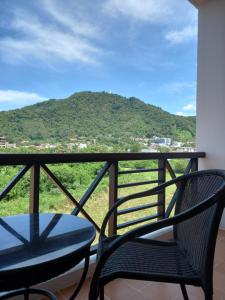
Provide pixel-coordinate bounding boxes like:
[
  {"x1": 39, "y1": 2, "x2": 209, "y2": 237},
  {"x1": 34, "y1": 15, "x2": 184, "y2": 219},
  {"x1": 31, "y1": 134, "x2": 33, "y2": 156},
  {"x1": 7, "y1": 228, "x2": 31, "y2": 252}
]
[{"x1": 0, "y1": 91, "x2": 196, "y2": 143}]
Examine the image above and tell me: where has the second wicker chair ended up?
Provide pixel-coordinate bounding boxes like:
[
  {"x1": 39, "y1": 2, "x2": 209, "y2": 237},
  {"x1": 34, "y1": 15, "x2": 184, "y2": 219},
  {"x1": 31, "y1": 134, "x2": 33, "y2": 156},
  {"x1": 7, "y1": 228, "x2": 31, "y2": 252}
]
[{"x1": 89, "y1": 170, "x2": 225, "y2": 300}]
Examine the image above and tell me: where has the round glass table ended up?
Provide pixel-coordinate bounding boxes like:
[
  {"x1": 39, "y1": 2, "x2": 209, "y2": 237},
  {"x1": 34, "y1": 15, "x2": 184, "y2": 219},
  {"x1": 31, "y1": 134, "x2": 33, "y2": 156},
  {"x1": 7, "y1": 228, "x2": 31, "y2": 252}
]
[{"x1": 0, "y1": 213, "x2": 96, "y2": 299}]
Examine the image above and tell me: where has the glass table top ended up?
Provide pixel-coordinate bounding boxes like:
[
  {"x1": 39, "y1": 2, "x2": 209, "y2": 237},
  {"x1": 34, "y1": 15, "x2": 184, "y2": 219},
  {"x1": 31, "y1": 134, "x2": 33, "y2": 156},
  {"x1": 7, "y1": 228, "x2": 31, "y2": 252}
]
[{"x1": 0, "y1": 213, "x2": 96, "y2": 272}]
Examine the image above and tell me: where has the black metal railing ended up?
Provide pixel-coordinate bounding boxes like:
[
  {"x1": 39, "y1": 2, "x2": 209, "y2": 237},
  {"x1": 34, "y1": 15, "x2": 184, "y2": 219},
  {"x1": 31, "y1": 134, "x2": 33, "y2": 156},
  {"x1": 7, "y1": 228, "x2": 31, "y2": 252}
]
[{"x1": 0, "y1": 152, "x2": 205, "y2": 239}]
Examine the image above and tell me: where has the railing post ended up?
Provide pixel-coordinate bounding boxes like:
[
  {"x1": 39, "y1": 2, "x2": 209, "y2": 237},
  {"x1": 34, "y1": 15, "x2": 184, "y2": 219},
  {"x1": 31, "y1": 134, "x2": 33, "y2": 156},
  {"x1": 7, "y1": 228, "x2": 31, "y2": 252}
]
[
  {"x1": 108, "y1": 161, "x2": 118, "y2": 236},
  {"x1": 191, "y1": 158, "x2": 198, "y2": 172},
  {"x1": 158, "y1": 159, "x2": 166, "y2": 219},
  {"x1": 30, "y1": 164, "x2": 40, "y2": 214}
]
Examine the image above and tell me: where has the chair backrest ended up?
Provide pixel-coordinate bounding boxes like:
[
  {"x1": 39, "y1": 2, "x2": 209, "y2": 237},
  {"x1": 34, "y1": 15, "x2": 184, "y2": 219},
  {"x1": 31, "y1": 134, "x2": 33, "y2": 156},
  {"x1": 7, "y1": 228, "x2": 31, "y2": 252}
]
[{"x1": 174, "y1": 170, "x2": 225, "y2": 285}]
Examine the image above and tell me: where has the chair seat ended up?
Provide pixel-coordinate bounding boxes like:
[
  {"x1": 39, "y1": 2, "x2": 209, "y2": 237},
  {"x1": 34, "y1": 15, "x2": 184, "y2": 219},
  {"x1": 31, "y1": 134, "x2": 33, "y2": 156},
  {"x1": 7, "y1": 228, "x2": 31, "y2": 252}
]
[{"x1": 100, "y1": 238, "x2": 201, "y2": 286}]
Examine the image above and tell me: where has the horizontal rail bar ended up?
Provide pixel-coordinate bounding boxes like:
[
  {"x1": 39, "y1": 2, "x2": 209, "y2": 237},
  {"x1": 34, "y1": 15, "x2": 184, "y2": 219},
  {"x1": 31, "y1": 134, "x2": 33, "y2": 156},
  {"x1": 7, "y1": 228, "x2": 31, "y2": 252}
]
[
  {"x1": 0, "y1": 152, "x2": 205, "y2": 166},
  {"x1": 118, "y1": 180, "x2": 162, "y2": 189},
  {"x1": 117, "y1": 213, "x2": 162, "y2": 230},
  {"x1": 117, "y1": 202, "x2": 162, "y2": 215},
  {"x1": 118, "y1": 168, "x2": 162, "y2": 175}
]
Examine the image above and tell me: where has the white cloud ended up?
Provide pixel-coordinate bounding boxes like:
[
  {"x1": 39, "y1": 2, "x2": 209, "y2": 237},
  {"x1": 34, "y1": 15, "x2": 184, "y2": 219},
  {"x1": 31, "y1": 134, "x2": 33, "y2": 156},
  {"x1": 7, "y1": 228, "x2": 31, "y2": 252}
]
[
  {"x1": 43, "y1": 0, "x2": 101, "y2": 39},
  {"x1": 0, "y1": 5, "x2": 103, "y2": 65},
  {"x1": 102, "y1": 0, "x2": 173, "y2": 23},
  {"x1": 183, "y1": 103, "x2": 196, "y2": 111},
  {"x1": 176, "y1": 103, "x2": 196, "y2": 117},
  {"x1": 103, "y1": 0, "x2": 198, "y2": 46},
  {"x1": 102, "y1": 0, "x2": 197, "y2": 25},
  {"x1": 0, "y1": 90, "x2": 45, "y2": 104},
  {"x1": 165, "y1": 25, "x2": 197, "y2": 45}
]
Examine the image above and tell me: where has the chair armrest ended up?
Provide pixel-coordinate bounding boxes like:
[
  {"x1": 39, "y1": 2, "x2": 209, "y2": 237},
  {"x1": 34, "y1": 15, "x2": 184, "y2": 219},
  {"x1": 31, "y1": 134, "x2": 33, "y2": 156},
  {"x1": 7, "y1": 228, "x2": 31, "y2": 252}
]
[
  {"x1": 99, "y1": 189, "x2": 221, "y2": 264},
  {"x1": 100, "y1": 175, "x2": 185, "y2": 237}
]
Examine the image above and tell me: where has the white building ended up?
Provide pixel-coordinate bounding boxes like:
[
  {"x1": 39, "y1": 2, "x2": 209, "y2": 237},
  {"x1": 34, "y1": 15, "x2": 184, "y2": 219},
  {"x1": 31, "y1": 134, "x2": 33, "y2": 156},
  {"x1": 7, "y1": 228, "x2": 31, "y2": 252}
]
[
  {"x1": 0, "y1": 136, "x2": 16, "y2": 148},
  {"x1": 171, "y1": 141, "x2": 183, "y2": 148},
  {"x1": 153, "y1": 137, "x2": 171, "y2": 146},
  {"x1": 77, "y1": 143, "x2": 87, "y2": 149},
  {"x1": 0, "y1": 136, "x2": 7, "y2": 147}
]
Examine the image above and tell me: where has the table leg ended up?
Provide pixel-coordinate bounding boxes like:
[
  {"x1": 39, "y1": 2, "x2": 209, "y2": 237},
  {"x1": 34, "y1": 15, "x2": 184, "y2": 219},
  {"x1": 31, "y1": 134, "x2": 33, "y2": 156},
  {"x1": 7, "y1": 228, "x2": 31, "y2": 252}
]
[
  {"x1": 24, "y1": 287, "x2": 29, "y2": 300},
  {"x1": 69, "y1": 255, "x2": 90, "y2": 300}
]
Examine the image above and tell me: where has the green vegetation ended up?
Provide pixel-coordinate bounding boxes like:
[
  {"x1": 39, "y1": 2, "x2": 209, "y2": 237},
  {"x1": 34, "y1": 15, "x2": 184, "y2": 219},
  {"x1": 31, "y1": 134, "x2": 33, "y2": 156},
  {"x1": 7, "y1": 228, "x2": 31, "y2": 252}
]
[
  {"x1": 0, "y1": 91, "x2": 195, "y2": 144},
  {"x1": 0, "y1": 91, "x2": 195, "y2": 235},
  {"x1": 0, "y1": 155, "x2": 187, "y2": 234}
]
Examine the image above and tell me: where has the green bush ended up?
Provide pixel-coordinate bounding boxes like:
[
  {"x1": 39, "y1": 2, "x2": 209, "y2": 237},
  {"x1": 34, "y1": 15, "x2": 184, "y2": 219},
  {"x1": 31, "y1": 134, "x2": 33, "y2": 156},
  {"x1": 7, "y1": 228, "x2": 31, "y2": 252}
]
[{"x1": 169, "y1": 159, "x2": 188, "y2": 173}]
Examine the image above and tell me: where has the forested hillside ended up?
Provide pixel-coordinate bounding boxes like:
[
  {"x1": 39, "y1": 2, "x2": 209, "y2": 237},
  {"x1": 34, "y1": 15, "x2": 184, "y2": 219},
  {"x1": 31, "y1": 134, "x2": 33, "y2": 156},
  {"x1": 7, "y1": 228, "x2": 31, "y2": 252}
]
[{"x1": 0, "y1": 91, "x2": 195, "y2": 143}]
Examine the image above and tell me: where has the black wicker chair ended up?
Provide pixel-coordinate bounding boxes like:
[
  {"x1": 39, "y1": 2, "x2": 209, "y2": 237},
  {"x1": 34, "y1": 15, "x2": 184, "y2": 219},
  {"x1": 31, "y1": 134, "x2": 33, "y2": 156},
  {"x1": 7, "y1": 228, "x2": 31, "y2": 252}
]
[{"x1": 89, "y1": 170, "x2": 225, "y2": 300}]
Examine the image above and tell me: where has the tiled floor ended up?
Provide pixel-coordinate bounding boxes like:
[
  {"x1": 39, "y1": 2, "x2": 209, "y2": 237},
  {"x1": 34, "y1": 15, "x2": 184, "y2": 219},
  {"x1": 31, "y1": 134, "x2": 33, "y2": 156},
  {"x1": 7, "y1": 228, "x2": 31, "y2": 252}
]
[{"x1": 57, "y1": 230, "x2": 225, "y2": 300}]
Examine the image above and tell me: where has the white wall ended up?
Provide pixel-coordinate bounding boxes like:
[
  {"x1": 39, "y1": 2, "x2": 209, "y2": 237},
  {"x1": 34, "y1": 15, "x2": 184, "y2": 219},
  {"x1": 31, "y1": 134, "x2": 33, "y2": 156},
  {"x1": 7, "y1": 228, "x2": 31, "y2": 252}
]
[{"x1": 196, "y1": 0, "x2": 225, "y2": 227}]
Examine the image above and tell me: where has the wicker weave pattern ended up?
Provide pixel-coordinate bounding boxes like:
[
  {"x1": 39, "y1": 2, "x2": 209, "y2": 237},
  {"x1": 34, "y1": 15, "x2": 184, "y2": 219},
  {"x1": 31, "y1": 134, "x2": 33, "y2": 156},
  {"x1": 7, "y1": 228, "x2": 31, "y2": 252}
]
[
  {"x1": 101, "y1": 239, "x2": 198, "y2": 282},
  {"x1": 175, "y1": 175, "x2": 224, "y2": 277}
]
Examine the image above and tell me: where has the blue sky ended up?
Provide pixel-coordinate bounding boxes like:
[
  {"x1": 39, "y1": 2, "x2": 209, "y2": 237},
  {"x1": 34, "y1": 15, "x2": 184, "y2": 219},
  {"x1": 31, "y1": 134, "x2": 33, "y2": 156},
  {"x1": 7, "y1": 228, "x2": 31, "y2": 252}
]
[{"x1": 0, "y1": 0, "x2": 197, "y2": 115}]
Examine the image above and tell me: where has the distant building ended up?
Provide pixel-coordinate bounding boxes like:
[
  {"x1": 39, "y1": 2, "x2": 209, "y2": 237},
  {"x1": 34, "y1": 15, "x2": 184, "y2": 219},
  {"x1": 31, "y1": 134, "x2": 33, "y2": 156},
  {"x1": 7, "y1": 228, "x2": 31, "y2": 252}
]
[
  {"x1": 78, "y1": 143, "x2": 87, "y2": 149},
  {"x1": 33, "y1": 143, "x2": 59, "y2": 150},
  {"x1": 181, "y1": 147, "x2": 195, "y2": 152},
  {"x1": 172, "y1": 141, "x2": 183, "y2": 148},
  {"x1": 0, "y1": 136, "x2": 16, "y2": 148},
  {"x1": 141, "y1": 147, "x2": 158, "y2": 153},
  {"x1": 0, "y1": 136, "x2": 7, "y2": 147},
  {"x1": 153, "y1": 137, "x2": 171, "y2": 146},
  {"x1": 35, "y1": 144, "x2": 45, "y2": 150},
  {"x1": 7, "y1": 143, "x2": 16, "y2": 148},
  {"x1": 21, "y1": 140, "x2": 29, "y2": 144},
  {"x1": 44, "y1": 144, "x2": 58, "y2": 149}
]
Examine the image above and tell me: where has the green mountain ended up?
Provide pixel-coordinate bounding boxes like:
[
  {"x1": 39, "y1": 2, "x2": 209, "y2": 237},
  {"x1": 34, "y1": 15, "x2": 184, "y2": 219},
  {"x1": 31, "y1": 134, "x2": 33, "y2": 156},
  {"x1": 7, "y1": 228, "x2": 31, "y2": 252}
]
[{"x1": 0, "y1": 91, "x2": 195, "y2": 143}]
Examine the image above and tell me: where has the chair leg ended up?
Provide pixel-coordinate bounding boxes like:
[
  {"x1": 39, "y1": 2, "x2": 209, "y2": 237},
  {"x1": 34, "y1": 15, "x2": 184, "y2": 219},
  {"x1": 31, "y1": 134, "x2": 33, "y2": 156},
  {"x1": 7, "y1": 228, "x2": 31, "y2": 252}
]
[
  {"x1": 205, "y1": 290, "x2": 213, "y2": 300},
  {"x1": 99, "y1": 286, "x2": 104, "y2": 300},
  {"x1": 24, "y1": 287, "x2": 29, "y2": 300},
  {"x1": 180, "y1": 284, "x2": 189, "y2": 300}
]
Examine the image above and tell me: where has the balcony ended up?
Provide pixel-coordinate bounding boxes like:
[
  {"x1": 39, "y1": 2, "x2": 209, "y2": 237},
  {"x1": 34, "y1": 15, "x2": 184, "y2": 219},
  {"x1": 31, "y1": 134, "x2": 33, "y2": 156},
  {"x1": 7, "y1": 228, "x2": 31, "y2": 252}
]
[
  {"x1": 1, "y1": 151, "x2": 215, "y2": 299},
  {"x1": 0, "y1": 151, "x2": 205, "y2": 236},
  {"x1": 0, "y1": 0, "x2": 225, "y2": 298}
]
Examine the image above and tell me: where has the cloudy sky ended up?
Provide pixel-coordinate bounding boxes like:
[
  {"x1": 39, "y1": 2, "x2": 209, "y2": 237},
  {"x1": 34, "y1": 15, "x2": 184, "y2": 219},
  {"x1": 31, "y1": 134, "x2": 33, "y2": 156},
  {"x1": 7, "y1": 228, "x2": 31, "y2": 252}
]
[{"x1": 0, "y1": 0, "x2": 197, "y2": 115}]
